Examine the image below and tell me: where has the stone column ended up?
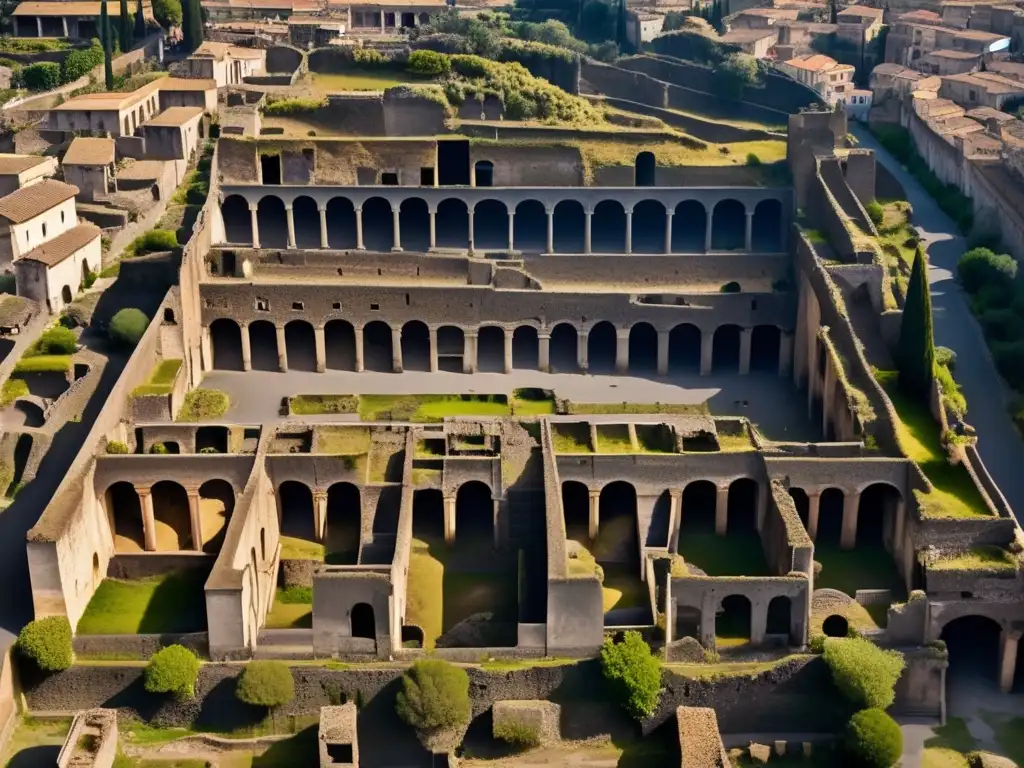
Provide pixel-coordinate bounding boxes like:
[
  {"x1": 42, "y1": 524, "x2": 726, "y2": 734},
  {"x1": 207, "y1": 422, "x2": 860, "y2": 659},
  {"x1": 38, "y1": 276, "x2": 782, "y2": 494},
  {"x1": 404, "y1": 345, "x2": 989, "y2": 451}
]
[
  {"x1": 704, "y1": 208, "x2": 713, "y2": 252},
  {"x1": 577, "y1": 329, "x2": 588, "y2": 372},
  {"x1": 492, "y1": 498, "x2": 501, "y2": 549},
  {"x1": 61, "y1": 16, "x2": 68, "y2": 37},
  {"x1": 739, "y1": 327, "x2": 752, "y2": 375},
  {"x1": 463, "y1": 331, "x2": 477, "y2": 373},
  {"x1": 391, "y1": 326, "x2": 403, "y2": 372},
  {"x1": 354, "y1": 326, "x2": 365, "y2": 372},
  {"x1": 615, "y1": 328, "x2": 629, "y2": 373},
  {"x1": 807, "y1": 490, "x2": 821, "y2": 540},
  {"x1": 200, "y1": 326, "x2": 212, "y2": 372},
  {"x1": 186, "y1": 488, "x2": 203, "y2": 552},
  {"x1": 285, "y1": 204, "x2": 296, "y2": 249},
  {"x1": 503, "y1": 329, "x2": 513, "y2": 373},
  {"x1": 392, "y1": 207, "x2": 402, "y2": 252},
  {"x1": 538, "y1": 333, "x2": 551, "y2": 373},
  {"x1": 584, "y1": 209, "x2": 593, "y2": 254},
  {"x1": 664, "y1": 211, "x2": 674, "y2": 254},
  {"x1": 745, "y1": 210, "x2": 754, "y2": 252},
  {"x1": 314, "y1": 325, "x2": 326, "y2": 373},
  {"x1": 275, "y1": 325, "x2": 288, "y2": 372},
  {"x1": 840, "y1": 490, "x2": 860, "y2": 550},
  {"x1": 507, "y1": 212, "x2": 515, "y2": 252},
  {"x1": 379, "y1": 9, "x2": 385, "y2": 31},
  {"x1": 318, "y1": 205, "x2": 329, "y2": 248},
  {"x1": 313, "y1": 490, "x2": 327, "y2": 541},
  {"x1": 428, "y1": 327, "x2": 438, "y2": 373},
  {"x1": 240, "y1": 323, "x2": 252, "y2": 371},
  {"x1": 588, "y1": 489, "x2": 600, "y2": 540},
  {"x1": 137, "y1": 487, "x2": 156, "y2": 552},
  {"x1": 12, "y1": 16, "x2": 17, "y2": 35},
  {"x1": 751, "y1": 601, "x2": 768, "y2": 645},
  {"x1": 893, "y1": 498, "x2": 907, "y2": 556},
  {"x1": 668, "y1": 489, "x2": 682, "y2": 554},
  {"x1": 443, "y1": 495, "x2": 456, "y2": 545},
  {"x1": 999, "y1": 630, "x2": 1020, "y2": 693},
  {"x1": 657, "y1": 329, "x2": 670, "y2": 376},
  {"x1": 545, "y1": 207, "x2": 554, "y2": 254},
  {"x1": 467, "y1": 209, "x2": 475, "y2": 255},
  {"x1": 36, "y1": 17, "x2": 42, "y2": 36},
  {"x1": 715, "y1": 484, "x2": 729, "y2": 536},
  {"x1": 355, "y1": 206, "x2": 364, "y2": 250},
  {"x1": 249, "y1": 203, "x2": 260, "y2": 248},
  {"x1": 428, "y1": 208, "x2": 437, "y2": 249},
  {"x1": 779, "y1": 332, "x2": 794, "y2": 377},
  {"x1": 700, "y1": 330, "x2": 714, "y2": 376},
  {"x1": 624, "y1": 208, "x2": 633, "y2": 255}
]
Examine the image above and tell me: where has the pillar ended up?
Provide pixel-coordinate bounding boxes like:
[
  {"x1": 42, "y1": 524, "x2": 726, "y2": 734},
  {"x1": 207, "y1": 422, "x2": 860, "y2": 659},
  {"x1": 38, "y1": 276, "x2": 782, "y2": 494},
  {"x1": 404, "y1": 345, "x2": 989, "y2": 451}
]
[
  {"x1": 538, "y1": 333, "x2": 551, "y2": 373},
  {"x1": 715, "y1": 484, "x2": 729, "y2": 536},
  {"x1": 249, "y1": 203, "x2": 260, "y2": 248},
  {"x1": 392, "y1": 207, "x2": 402, "y2": 252},
  {"x1": 36, "y1": 16, "x2": 42, "y2": 36},
  {"x1": 391, "y1": 326, "x2": 403, "y2": 372},
  {"x1": 657, "y1": 329, "x2": 670, "y2": 376},
  {"x1": 584, "y1": 209, "x2": 593, "y2": 254},
  {"x1": 893, "y1": 498, "x2": 907, "y2": 556},
  {"x1": 313, "y1": 491, "x2": 327, "y2": 541},
  {"x1": 285, "y1": 205, "x2": 296, "y2": 249},
  {"x1": 12, "y1": 16, "x2": 17, "y2": 35},
  {"x1": 429, "y1": 208, "x2": 437, "y2": 249},
  {"x1": 240, "y1": 324, "x2": 252, "y2": 371},
  {"x1": 700, "y1": 330, "x2": 714, "y2": 376},
  {"x1": 186, "y1": 488, "x2": 203, "y2": 552},
  {"x1": 467, "y1": 209, "x2": 475, "y2": 255},
  {"x1": 545, "y1": 207, "x2": 554, "y2": 254},
  {"x1": 577, "y1": 329, "x2": 588, "y2": 372},
  {"x1": 380, "y1": 8, "x2": 385, "y2": 31},
  {"x1": 443, "y1": 495, "x2": 456, "y2": 545},
  {"x1": 61, "y1": 16, "x2": 68, "y2": 37},
  {"x1": 739, "y1": 327, "x2": 752, "y2": 375},
  {"x1": 463, "y1": 331, "x2": 477, "y2": 373},
  {"x1": 840, "y1": 490, "x2": 860, "y2": 550},
  {"x1": 588, "y1": 489, "x2": 600, "y2": 540},
  {"x1": 624, "y1": 208, "x2": 633, "y2": 255},
  {"x1": 354, "y1": 326, "x2": 365, "y2": 372},
  {"x1": 319, "y1": 205, "x2": 329, "y2": 248},
  {"x1": 492, "y1": 499, "x2": 501, "y2": 549},
  {"x1": 668, "y1": 489, "x2": 681, "y2": 554},
  {"x1": 751, "y1": 601, "x2": 768, "y2": 645},
  {"x1": 355, "y1": 206, "x2": 364, "y2": 250},
  {"x1": 503, "y1": 329, "x2": 513, "y2": 373},
  {"x1": 137, "y1": 487, "x2": 156, "y2": 552},
  {"x1": 615, "y1": 328, "x2": 629, "y2": 373},
  {"x1": 779, "y1": 331, "x2": 794, "y2": 377},
  {"x1": 314, "y1": 325, "x2": 326, "y2": 373},
  {"x1": 999, "y1": 630, "x2": 1020, "y2": 693},
  {"x1": 275, "y1": 325, "x2": 288, "y2": 372},
  {"x1": 745, "y1": 210, "x2": 754, "y2": 252},
  {"x1": 507, "y1": 212, "x2": 515, "y2": 251},
  {"x1": 428, "y1": 327, "x2": 438, "y2": 373},
  {"x1": 665, "y1": 211, "x2": 674, "y2": 254},
  {"x1": 200, "y1": 326, "x2": 212, "y2": 372},
  {"x1": 807, "y1": 490, "x2": 821, "y2": 540},
  {"x1": 704, "y1": 208, "x2": 713, "y2": 252}
]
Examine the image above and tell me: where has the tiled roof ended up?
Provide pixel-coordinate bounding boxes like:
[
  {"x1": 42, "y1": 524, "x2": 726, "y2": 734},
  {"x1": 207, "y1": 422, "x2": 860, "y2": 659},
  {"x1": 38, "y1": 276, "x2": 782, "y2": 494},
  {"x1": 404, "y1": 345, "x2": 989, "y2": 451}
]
[
  {"x1": 19, "y1": 222, "x2": 99, "y2": 267},
  {"x1": 161, "y1": 77, "x2": 218, "y2": 91},
  {"x1": 0, "y1": 179, "x2": 77, "y2": 224},
  {"x1": 146, "y1": 106, "x2": 204, "y2": 127},
  {"x1": 14, "y1": 1, "x2": 128, "y2": 15},
  {"x1": 63, "y1": 137, "x2": 115, "y2": 166},
  {"x1": 0, "y1": 154, "x2": 50, "y2": 175}
]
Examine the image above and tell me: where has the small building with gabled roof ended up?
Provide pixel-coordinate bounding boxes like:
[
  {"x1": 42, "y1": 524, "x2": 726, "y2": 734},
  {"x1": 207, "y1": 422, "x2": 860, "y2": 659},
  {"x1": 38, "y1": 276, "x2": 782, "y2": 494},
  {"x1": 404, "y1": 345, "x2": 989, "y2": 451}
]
[{"x1": 62, "y1": 137, "x2": 117, "y2": 203}]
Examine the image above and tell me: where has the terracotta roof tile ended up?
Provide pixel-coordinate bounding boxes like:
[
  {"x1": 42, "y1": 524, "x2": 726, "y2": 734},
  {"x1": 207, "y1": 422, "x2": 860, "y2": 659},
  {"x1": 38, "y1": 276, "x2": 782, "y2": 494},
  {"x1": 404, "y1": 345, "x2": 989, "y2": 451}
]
[
  {"x1": 146, "y1": 106, "x2": 203, "y2": 127},
  {"x1": 62, "y1": 137, "x2": 115, "y2": 166},
  {"x1": 0, "y1": 154, "x2": 50, "y2": 175},
  {"x1": 0, "y1": 179, "x2": 77, "y2": 224},
  {"x1": 19, "y1": 222, "x2": 99, "y2": 267}
]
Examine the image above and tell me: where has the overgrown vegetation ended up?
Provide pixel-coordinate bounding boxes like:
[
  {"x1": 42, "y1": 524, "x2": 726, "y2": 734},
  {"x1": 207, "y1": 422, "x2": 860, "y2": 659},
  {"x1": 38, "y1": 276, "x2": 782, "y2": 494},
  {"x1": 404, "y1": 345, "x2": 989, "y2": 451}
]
[
  {"x1": 109, "y1": 307, "x2": 149, "y2": 348},
  {"x1": 845, "y1": 708, "x2": 903, "y2": 768},
  {"x1": 144, "y1": 645, "x2": 200, "y2": 701},
  {"x1": 177, "y1": 388, "x2": 229, "y2": 421},
  {"x1": 600, "y1": 631, "x2": 662, "y2": 720},
  {"x1": 396, "y1": 659, "x2": 471, "y2": 734},
  {"x1": 822, "y1": 636, "x2": 905, "y2": 710},
  {"x1": 263, "y1": 96, "x2": 328, "y2": 115},
  {"x1": 132, "y1": 359, "x2": 182, "y2": 396},
  {"x1": 17, "y1": 617, "x2": 73, "y2": 673},
  {"x1": 493, "y1": 719, "x2": 541, "y2": 747},
  {"x1": 896, "y1": 250, "x2": 934, "y2": 399},
  {"x1": 236, "y1": 660, "x2": 295, "y2": 724}
]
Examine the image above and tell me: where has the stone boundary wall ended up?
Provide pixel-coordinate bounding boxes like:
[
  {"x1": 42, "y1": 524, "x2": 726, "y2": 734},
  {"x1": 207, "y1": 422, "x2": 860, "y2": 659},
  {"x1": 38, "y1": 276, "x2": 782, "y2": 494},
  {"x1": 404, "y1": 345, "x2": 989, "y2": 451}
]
[
  {"x1": 596, "y1": 96, "x2": 781, "y2": 144},
  {"x1": 73, "y1": 631, "x2": 209, "y2": 658},
  {"x1": 456, "y1": 121, "x2": 683, "y2": 145},
  {"x1": 0, "y1": 649, "x2": 17, "y2": 759},
  {"x1": 819, "y1": 156, "x2": 875, "y2": 237}
]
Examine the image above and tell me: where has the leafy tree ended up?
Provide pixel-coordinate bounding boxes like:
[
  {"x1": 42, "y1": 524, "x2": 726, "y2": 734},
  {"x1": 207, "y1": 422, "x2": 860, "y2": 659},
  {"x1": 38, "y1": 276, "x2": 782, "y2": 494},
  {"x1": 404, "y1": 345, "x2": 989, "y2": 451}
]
[
  {"x1": 119, "y1": 0, "x2": 131, "y2": 54},
  {"x1": 17, "y1": 617, "x2": 72, "y2": 673},
  {"x1": 579, "y1": 0, "x2": 614, "y2": 42},
  {"x1": 236, "y1": 661, "x2": 294, "y2": 725},
  {"x1": 897, "y1": 249, "x2": 935, "y2": 398},
  {"x1": 844, "y1": 708, "x2": 902, "y2": 767},
  {"x1": 135, "y1": 0, "x2": 146, "y2": 39},
  {"x1": 153, "y1": 0, "x2": 182, "y2": 27},
  {"x1": 823, "y1": 636, "x2": 905, "y2": 710},
  {"x1": 957, "y1": 247, "x2": 1018, "y2": 294},
  {"x1": 411, "y1": 8, "x2": 503, "y2": 58},
  {"x1": 865, "y1": 200, "x2": 884, "y2": 228},
  {"x1": 61, "y1": 42, "x2": 104, "y2": 84},
  {"x1": 144, "y1": 645, "x2": 200, "y2": 701},
  {"x1": 716, "y1": 53, "x2": 759, "y2": 98},
  {"x1": 109, "y1": 307, "x2": 149, "y2": 348},
  {"x1": 101, "y1": 1, "x2": 114, "y2": 90},
  {"x1": 600, "y1": 631, "x2": 662, "y2": 720},
  {"x1": 182, "y1": 0, "x2": 203, "y2": 50},
  {"x1": 395, "y1": 659, "x2": 471, "y2": 732}
]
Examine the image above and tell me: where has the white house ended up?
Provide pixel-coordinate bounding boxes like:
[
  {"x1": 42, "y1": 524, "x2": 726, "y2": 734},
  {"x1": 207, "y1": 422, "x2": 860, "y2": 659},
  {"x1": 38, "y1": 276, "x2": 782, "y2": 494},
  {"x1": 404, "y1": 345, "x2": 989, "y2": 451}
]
[
  {"x1": 0, "y1": 179, "x2": 80, "y2": 269},
  {"x1": 14, "y1": 222, "x2": 101, "y2": 314}
]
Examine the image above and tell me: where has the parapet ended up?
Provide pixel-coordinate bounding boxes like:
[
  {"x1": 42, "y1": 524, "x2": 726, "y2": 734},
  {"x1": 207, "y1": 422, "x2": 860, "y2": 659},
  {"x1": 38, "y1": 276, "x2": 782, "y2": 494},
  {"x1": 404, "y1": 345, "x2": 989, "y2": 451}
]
[{"x1": 58, "y1": 708, "x2": 118, "y2": 768}]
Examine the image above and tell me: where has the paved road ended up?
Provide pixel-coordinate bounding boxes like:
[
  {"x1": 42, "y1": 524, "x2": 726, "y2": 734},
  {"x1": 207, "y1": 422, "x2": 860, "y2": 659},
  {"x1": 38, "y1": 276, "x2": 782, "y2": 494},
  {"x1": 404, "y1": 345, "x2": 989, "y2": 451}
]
[{"x1": 853, "y1": 125, "x2": 1024, "y2": 519}]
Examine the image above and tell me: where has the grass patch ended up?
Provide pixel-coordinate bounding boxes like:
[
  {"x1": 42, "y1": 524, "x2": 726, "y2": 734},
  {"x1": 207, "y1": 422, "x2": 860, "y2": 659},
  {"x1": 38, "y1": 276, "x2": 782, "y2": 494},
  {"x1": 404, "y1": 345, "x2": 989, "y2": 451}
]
[
  {"x1": 551, "y1": 422, "x2": 591, "y2": 453},
  {"x1": 77, "y1": 570, "x2": 208, "y2": 635},
  {"x1": 563, "y1": 401, "x2": 707, "y2": 416},
  {"x1": 577, "y1": 138, "x2": 787, "y2": 169},
  {"x1": 311, "y1": 70, "x2": 427, "y2": 93},
  {"x1": 280, "y1": 536, "x2": 324, "y2": 561},
  {"x1": 0, "y1": 717, "x2": 73, "y2": 765},
  {"x1": 316, "y1": 425, "x2": 370, "y2": 454},
  {"x1": 666, "y1": 654, "x2": 810, "y2": 680},
  {"x1": 177, "y1": 388, "x2": 229, "y2": 421},
  {"x1": 635, "y1": 423, "x2": 675, "y2": 452},
  {"x1": 360, "y1": 393, "x2": 509, "y2": 421},
  {"x1": 717, "y1": 430, "x2": 753, "y2": 451},
  {"x1": 265, "y1": 587, "x2": 313, "y2": 629},
  {"x1": 0, "y1": 377, "x2": 28, "y2": 407},
  {"x1": 875, "y1": 370, "x2": 990, "y2": 518},
  {"x1": 925, "y1": 717, "x2": 977, "y2": 754},
  {"x1": 675, "y1": 529, "x2": 770, "y2": 577},
  {"x1": 814, "y1": 543, "x2": 906, "y2": 597},
  {"x1": 601, "y1": 564, "x2": 648, "y2": 612},
  {"x1": 291, "y1": 394, "x2": 358, "y2": 415},
  {"x1": 478, "y1": 657, "x2": 577, "y2": 672},
  {"x1": 13, "y1": 354, "x2": 71, "y2": 373},
  {"x1": 510, "y1": 389, "x2": 556, "y2": 416},
  {"x1": 595, "y1": 424, "x2": 634, "y2": 453},
  {"x1": 132, "y1": 358, "x2": 182, "y2": 396},
  {"x1": 930, "y1": 546, "x2": 1017, "y2": 571}
]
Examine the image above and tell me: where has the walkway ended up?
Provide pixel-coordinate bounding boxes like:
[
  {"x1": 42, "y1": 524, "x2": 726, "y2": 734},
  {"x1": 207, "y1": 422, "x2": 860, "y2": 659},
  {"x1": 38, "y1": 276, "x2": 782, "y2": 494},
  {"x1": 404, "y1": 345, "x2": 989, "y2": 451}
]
[{"x1": 852, "y1": 125, "x2": 1024, "y2": 519}]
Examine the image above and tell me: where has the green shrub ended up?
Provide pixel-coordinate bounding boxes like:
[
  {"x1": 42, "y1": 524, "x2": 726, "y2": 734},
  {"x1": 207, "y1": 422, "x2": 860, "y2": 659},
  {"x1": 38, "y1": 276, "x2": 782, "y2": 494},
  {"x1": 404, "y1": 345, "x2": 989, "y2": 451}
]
[
  {"x1": 809, "y1": 633, "x2": 826, "y2": 654},
  {"x1": 61, "y1": 44, "x2": 104, "y2": 83},
  {"x1": 130, "y1": 229, "x2": 178, "y2": 254},
  {"x1": 177, "y1": 388, "x2": 229, "y2": 421},
  {"x1": 934, "y1": 361, "x2": 966, "y2": 419},
  {"x1": 236, "y1": 660, "x2": 295, "y2": 709},
  {"x1": 106, "y1": 440, "x2": 129, "y2": 454},
  {"x1": 1, "y1": 378, "x2": 28, "y2": 407},
  {"x1": 352, "y1": 47, "x2": 387, "y2": 66},
  {"x1": 407, "y1": 49, "x2": 451, "y2": 75},
  {"x1": 17, "y1": 617, "x2": 72, "y2": 673},
  {"x1": 108, "y1": 308, "x2": 149, "y2": 348},
  {"x1": 34, "y1": 326, "x2": 77, "y2": 355},
  {"x1": 493, "y1": 719, "x2": 541, "y2": 747},
  {"x1": 600, "y1": 631, "x2": 662, "y2": 720},
  {"x1": 13, "y1": 354, "x2": 71, "y2": 373},
  {"x1": 823, "y1": 636, "x2": 905, "y2": 709},
  {"x1": 980, "y1": 307, "x2": 1023, "y2": 343},
  {"x1": 395, "y1": 659, "x2": 471, "y2": 732},
  {"x1": 21, "y1": 62, "x2": 61, "y2": 91},
  {"x1": 263, "y1": 97, "x2": 327, "y2": 115},
  {"x1": 935, "y1": 346, "x2": 955, "y2": 371},
  {"x1": 745, "y1": 152, "x2": 761, "y2": 166},
  {"x1": 720, "y1": 281, "x2": 741, "y2": 293},
  {"x1": 866, "y1": 200, "x2": 884, "y2": 228},
  {"x1": 844, "y1": 708, "x2": 902, "y2": 767},
  {"x1": 958, "y1": 248, "x2": 1018, "y2": 294},
  {"x1": 153, "y1": 0, "x2": 182, "y2": 27},
  {"x1": 992, "y1": 340, "x2": 1024, "y2": 390},
  {"x1": 145, "y1": 645, "x2": 200, "y2": 701},
  {"x1": 149, "y1": 442, "x2": 168, "y2": 454}
]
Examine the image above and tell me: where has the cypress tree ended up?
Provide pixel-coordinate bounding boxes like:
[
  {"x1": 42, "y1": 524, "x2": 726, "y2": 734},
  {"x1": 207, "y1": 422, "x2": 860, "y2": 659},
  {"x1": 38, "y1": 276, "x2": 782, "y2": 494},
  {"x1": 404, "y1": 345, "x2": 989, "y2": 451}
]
[
  {"x1": 184, "y1": 0, "x2": 204, "y2": 50},
  {"x1": 119, "y1": 0, "x2": 131, "y2": 54},
  {"x1": 135, "y1": 0, "x2": 146, "y2": 39},
  {"x1": 897, "y1": 249, "x2": 935, "y2": 397},
  {"x1": 101, "y1": 2, "x2": 114, "y2": 90}
]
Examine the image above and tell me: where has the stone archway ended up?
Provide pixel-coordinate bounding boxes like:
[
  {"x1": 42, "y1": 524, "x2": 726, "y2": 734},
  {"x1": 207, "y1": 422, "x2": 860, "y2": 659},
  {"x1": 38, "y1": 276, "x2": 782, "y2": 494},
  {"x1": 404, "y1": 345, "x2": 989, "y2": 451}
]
[
  {"x1": 292, "y1": 195, "x2": 320, "y2": 249},
  {"x1": 514, "y1": 200, "x2": 547, "y2": 253},
  {"x1": 285, "y1": 320, "x2": 317, "y2": 372},
  {"x1": 632, "y1": 200, "x2": 666, "y2": 253},
  {"x1": 673, "y1": 200, "x2": 707, "y2": 253},
  {"x1": 363, "y1": 321, "x2": 393, "y2": 372},
  {"x1": 474, "y1": 199, "x2": 508, "y2": 251},
  {"x1": 399, "y1": 198, "x2": 430, "y2": 253},
  {"x1": 512, "y1": 326, "x2": 539, "y2": 370},
  {"x1": 221, "y1": 194, "x2": 251, "y2": 244},
  {"x1": 550, "y1": 323, "x2": 578, "y2": 372},
  {"x1": 711, "y1": 200, "x2": 745, "y2": 251},
  {"x1": 477, "y1": 326, "x2": 505, "y2": 373},
  {"x1": 106, "y1": 481, "x2": 144, "y2": 552},
  {"x1": 635, "y1": 151, "x2": 655, "y2": 187},
  {"x1": 151, "y1": 480, "x2": 192, "y2": 551},
  {"x1": 753, "y1": 199, "x2": 783, "y2": 252},
  {"x1": 628, "y1": 322, "x2": 657, "y2": 373},
  {"x1": 210, "y1": 319, "x2": 243, "y2": 371},
  {"x1": 437, "y1": 326, "x2": 464, "y2": 372},
  {"x1": 351, "y1": 602, "x2": 375, "y2": 639},
  {"x1": 717, "y1": 594, "x2": 752, "y2": 644},
  {"x1": 561, "y1": 481, "x2": 590, "y2": 542},
  {"x1": 592, "y1": 200, "x2": 626, "y2": 253},
  {"x1": 553, "y1": 200, "x2": 585, "y2": 253},
  {"x1": 326, "y1": 197, "x2": 358, "y2": 249},
  {"x1": 278, "y1": 481, "x2": 316, "y2": 547},
  {"x1": 248, "y1": 320, "x2": 278, "y2": 372},
  {"x1": 941, "y1": 615, "x2": 1003, "y2": 688},
  {"x1": 818, "y1": 488, "x2": 845, "y2": 546},
  {"x1": 257, "y1": 196, "x2": 288, "y2": 248},
  {"x1": 326, "y1": 482, "x2": 361, "y2": 564},
  {"x1": 413, "y1": 488, "x2": 444, "y2": 540},
  {"x1": 401, "y1": 320, "x2": 431, "y2": 372},
  {"x1": 587, "y1": 321, "x2": 616, "y2": 373},
  {"x1": 750, "y1": 325, "x2": 781, "y2": 373},
  {"x1": 199, "y1": 479, "x2": 234, "y2": 553},
  {"x1": 436, "y1": 198, "x2": 470, "y2": 249},
  {"x1": 766, "y1": 596, "x2": 791, "y2": 636},
  {"x1": 712, "y1": 325, "x2": 741, "y2": 373},
  {"x1": 669, "y1": 323, "x2": 701, "y2": 372},
  {"x1": 455, "y1": 480, "x2": 493, "y2": 544},
  {"x1": 858, "y1": 483, "x2": 901, "y2": 547},
  {"x1": 727, "y1": 478, "x2": 758, "y2": 534},
  {"x1": 325, "y1": 320, "x2": 356, "y2": 370},
  {"x1": 362, "y1": 196, "x2": 393, "y2": 251}
]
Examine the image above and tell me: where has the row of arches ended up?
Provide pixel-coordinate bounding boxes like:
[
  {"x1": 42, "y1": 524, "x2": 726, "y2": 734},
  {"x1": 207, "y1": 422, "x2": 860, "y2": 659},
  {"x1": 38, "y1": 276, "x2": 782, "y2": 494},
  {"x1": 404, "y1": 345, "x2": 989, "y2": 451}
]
[
  {"x1": 105, "y1": 480, "x2": 234, "y2": 553},
  {"x1": 220, "y1": 195, "x2": 786, "y2": 253},
  {"x1": 277, "y1": 481, "x2": 361, "y2": 563}
]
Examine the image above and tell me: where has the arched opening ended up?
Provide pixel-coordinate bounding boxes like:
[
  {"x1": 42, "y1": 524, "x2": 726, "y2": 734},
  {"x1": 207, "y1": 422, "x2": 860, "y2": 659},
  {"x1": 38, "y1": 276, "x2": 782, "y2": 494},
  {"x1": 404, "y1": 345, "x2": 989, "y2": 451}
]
[
  {"x1": 598, "y1": 481, "x2": 642, "y2": 611},
  {"x1": 474, "y1": 199, "x2": 508, "y2": 251},
  {"x1": 717, "y1": 595, "x2": 752, "y2": 645},
  {"x1": 92, "y1": 553, "x2": 101, "y2": 588},
  {"x1": 668, "y1": 323, "x2": 701, "y2": 373},
  {"x1": 285, "y1": 320, "x2": 316, "y2": 372},
  {"x1": 197, "y1": 427, "x2": 228, "y2": 454},
  {"x1": 362, "y1": 320, "x2": 393, "y2": 372},
  {"x1": 326, "y1": 482, "x2": 361, "y2": 564},
  {"x1": 858, "y1": 483, "x2": 901, "y2": 548},
  {"x1": 634, "y1": 151, "x2": 655, "y2": 186},
  {"x1": 361, "y1": 196, "x2": 393, "y2": 251},
  {"x1": 248, "y1": 320, "x2": 279, "y2": 372},
  {"x1": 199, "y1": 479, "x2": 234, "y2": 553},
  {"x1": 413, "y1": 488, "x2": 444, "y2": 540},
  {"x1": 789, "y1": 488, "x2": 810, "y2": 530},
  {"x1": 61, "y1": 285, "x2": 72, "y2": 305},
  {"x1": 106, "y1": 481, "x2": 144, "y2": 552},
  {"x1": 163, "y1": 307, "x2": 176, "y2": 324},
  {"x1": 436, "y1": 198, "x2": 469, "y2": 249},
  {"x1": 351, "y1": 602, "x2": 375, "y2": 639},
  {"x1": 648, "y1": 490, "x2": 671, "y2": 547},
  {"x1": 727, "y1": 478, "x2": 758, "y2": 534},
  {"x1": 475, "y1": 160, "x2": 494, "y2": 187},
  {"x1": 278, "y1": 481, "x2": 317, "y2": 549},
  {"x1": 561, "y1": 481, "x2": 590, "y2": 543},
  {"x1": 151, "y1": 480, "x2": 192, "y2": 551},
  {"x1": 822, "y1": 614, "x2": 849, "y2": 637},
  {"x1": 550, "y1": 323, "x2": 578, "y2": 372},
  {"x1": 399, "y1": 197, "x2": 429, "y2": 253},
  {"x1": 712, "y1": 325, "x2": 741, "y2": 373},
  {"x1": 632, "y1": 200, "x2": 666, "y2": 253},
  {"x1": 587, "y1": 321, "x2": 617, "y2": 373},
  {"x1": 437, "y1": 325, "x2": 464, "y2": 373},
  {"x1": 477, "y1": 325, "x2": 505, "y2": 373},
  {"x1": 592, "y1": 200, "x2": 626, "y2": 253},
  {"x1": 711, "y1": 199, "x2": 746, "y2": 251},
  {"x1": 553, "y1": 199, "x2": 585, "y2": 253},
  {"x1": 292, "y1": 195, "x2": 320, "y2": 249},
  {"x1": 326, "y1": 197, "x2": 358, "y2": 250},
  {"x1": 752, "y1": 199, "x2": 783, "y2": 252},
  {"x1": 750, "y1": 325, "x2": 781, "y2": 373},
  {"x1": 221, "y1": 194, "x2": 251, "y2": 244},
  {"x1": 941, "y1": 615, "x2": 1003, "y2": 687},
  {"x1": 12, "y1": 401, "x2": 43, "y2": 428},
  {"x1": 325, "y1": 319, "x2": 356, "y2": 370},
  {"x1": 455, "y1": 481, "x2": 492, "y2": 543},
  {"x1": 766, "y1": 596, "x2": 791, "y2": 637},
  {"x1": 514, "y1": 200, "x2": 547, "y2": 253},
  {"x1": 210, "y1": 319, "x2": 243, "y2": 371},
  {"x1": 818, "y1": 488, "x2": 844, "y2": 546},
  {"x1": 512, "y1": 326, "x2": 539, "y2": 370},
  {"x1": 628, "y1": 322, "x2": 658, "y2": 373},
  {"x1": 401, "y1": 320, "x2": 430, "y2": 372},
  {"x1": 673, "y1": 200, "x2": 707, "y2": 253},
  {"x1": 677, "y1": 479, "x2": 715, "y2": 558},
  {"x1": 257, "y1": 196, "x2": 288, "y2": 249}
]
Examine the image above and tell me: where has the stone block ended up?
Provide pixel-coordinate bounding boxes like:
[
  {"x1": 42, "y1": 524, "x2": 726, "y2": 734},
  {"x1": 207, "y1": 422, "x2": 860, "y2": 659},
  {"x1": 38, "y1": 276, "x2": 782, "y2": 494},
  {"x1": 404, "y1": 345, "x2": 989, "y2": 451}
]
[
  {"x1": 492, "y1": 700, "x2": 560, "y2": 746},
  {"x1": 748, "y1": 743, "x2": 771, "y2": 764}
]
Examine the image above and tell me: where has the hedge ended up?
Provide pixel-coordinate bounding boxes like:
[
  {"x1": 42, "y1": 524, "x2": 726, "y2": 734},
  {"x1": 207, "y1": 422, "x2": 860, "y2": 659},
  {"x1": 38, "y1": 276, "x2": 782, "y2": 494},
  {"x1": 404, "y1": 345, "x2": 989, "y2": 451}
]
[
  {"x1": 13, "y1": 354, "x2": 72, "y2": 374},
  {"x1": 823, "y1": 636, "x2": 905, "y2": 710},
  {"x1": 35, "y1": 326, "x2": 77, "y2": 355},
  {"x1": 844, "y1": 708, "x2": 902, "y2": 767},
  {"x1": 61, "y1": 44, "x2": 104, "y2": 84},
  {"x1": 21, "y1": 62, "x2": 61, "y2": 91},
  {"x1": 144, "y1": 644, "x2": 200, "y2": 701},
  {"x1": 407, "y1": 49, "x2": 451, "y2": 76},
  {"x1": 236, "y1": 660, "x2": 295, "y2": 709},
  {"x1": 109, "y1": 308, "x2": 149, "y2": 348},
  {"x1": 17, "y1": 617, "x2": 73, "y2": 672},
  {"x1": 396, "y1": 659, "x2": 471, "y2": 732}
]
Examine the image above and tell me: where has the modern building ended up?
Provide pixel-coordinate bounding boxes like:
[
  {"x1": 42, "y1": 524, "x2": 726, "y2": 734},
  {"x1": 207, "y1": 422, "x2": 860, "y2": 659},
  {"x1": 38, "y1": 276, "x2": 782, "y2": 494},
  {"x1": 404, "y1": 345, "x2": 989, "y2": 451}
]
[
  {"x1": 778, "y1": 54, "x2": 856, "y2": 107},
  {"x1": 939, "y1": 71, "x2": 1024, "y2": 110}
]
